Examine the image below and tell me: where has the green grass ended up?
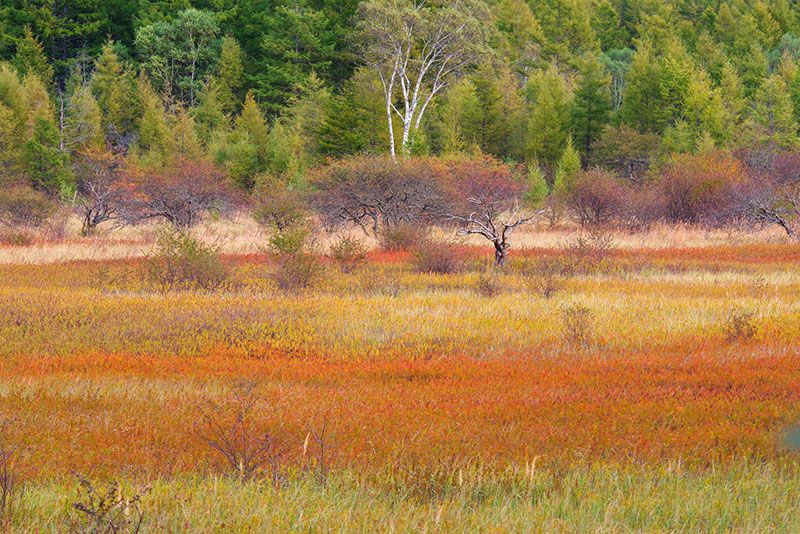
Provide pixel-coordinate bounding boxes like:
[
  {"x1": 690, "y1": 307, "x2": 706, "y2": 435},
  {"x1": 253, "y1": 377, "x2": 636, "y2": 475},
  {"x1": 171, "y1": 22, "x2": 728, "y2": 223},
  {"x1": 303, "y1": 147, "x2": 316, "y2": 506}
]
[{"x1": 13, "y1": 462, "x2": 800, "y2": 532}]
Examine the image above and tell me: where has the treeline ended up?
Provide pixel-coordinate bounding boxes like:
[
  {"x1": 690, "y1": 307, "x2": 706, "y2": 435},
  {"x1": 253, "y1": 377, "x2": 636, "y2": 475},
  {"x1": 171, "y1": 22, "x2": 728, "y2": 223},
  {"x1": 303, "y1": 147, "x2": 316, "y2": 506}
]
[{"x1": 2, "y1": 0, "x2": 800, "y2": 239}]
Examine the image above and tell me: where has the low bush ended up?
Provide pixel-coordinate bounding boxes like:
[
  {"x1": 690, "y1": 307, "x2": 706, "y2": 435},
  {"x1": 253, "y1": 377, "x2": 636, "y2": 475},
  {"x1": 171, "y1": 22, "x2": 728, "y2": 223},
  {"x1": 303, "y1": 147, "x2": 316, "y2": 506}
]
[
  {"x1": 561, "y1": 304, "x2": 595, "y2": 348},
  {"x1": 723, "y1": 308, "x2": 758, "y2": 343},
  {"x1": 0, "y1": 186, "x2": 56, "y2": 228},
  {"x1": 380, "y1": 223, "x2": 429, "y2": 251},
  {"x1": 329, "y1": 236, "x2": 367, "y2": 274},
  {"x1": 142, "y1": 229, "x2": 229, "y2": 291},
  {"x1": 411, "y1": 240, "x2": 462, "y2": 274}
]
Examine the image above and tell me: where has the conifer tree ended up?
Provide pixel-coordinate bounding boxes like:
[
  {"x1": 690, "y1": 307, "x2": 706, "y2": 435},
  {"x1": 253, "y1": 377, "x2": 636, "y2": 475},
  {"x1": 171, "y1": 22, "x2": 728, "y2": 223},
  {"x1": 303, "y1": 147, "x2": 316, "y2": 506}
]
[
  {"x1": 63, "y1": 84, "x2": 103, "y2": 152},
  {"x1": 217, "y1": 36, "x2": 245, "y2": 115},
  {"x1": 553, "y1": 136, "x2": 581, "y2": 194},
  {"x1": 13, "y1": 27, "x2": 53, "y2": 83},
  {"x1": 570, "y1": 56, "x2": 611, "y2": 161},
  {"x1": 525, "y1": 65, "x2": 571, "y2": 165}
]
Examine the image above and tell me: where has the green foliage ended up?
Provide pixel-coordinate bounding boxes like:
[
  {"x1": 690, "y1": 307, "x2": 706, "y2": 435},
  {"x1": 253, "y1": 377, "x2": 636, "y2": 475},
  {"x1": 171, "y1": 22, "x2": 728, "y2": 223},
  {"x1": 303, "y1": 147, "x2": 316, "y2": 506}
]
[
  {"x1": 143, "y1": 228, "x2": 229, "y2": 291},
  {"x1": 525, "y1": 65, "x2": 571, "y2": 165},
  {"x1": 63, "y1": 85, "x2": 103, "y2": 153},
  {"x1": 13, "y1": 27, "x2": 53, "y2": 83},
  {"x1": 553, "y1": 137, "x2": 581, "y2": 194},
  {"x1": 23, "y1": 116, "x2": 73, "y2": 196},
  {"x1": 253, "y1": 0, "x2": 336, "y2": 116},
  {"x1": 135, "y1": 8, "x2": 221, "y2": 106},
  {"x1": 91, "y1": 42, "x2": 141, "y2": 142},
  {"x1": 570, "y1": 56, "x2": 611, "y2": 160},
  {"x1": 525, "y1": 162, "x2": 549, "y2": 208}
]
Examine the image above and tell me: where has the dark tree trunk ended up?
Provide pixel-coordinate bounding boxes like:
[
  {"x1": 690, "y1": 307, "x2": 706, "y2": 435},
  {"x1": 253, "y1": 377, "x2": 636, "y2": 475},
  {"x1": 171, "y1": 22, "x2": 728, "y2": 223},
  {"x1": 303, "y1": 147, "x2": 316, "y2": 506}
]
[{"x1": 494, "y1": 240, "x2": 508, "y2": 267}]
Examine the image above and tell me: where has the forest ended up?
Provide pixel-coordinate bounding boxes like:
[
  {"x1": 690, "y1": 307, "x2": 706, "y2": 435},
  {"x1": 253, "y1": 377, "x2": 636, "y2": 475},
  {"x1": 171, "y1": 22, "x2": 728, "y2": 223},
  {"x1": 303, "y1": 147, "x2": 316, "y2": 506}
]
[{"x1": 1, "y1": 0, "x2": 800, "y2": 242}]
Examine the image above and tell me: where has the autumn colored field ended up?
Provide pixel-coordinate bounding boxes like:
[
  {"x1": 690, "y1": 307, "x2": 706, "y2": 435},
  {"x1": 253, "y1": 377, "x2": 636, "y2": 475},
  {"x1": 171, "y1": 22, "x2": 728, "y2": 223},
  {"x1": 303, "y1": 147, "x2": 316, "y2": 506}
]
[{"x1": 2, "y1": 238, "x2": 800, "y2": 531}]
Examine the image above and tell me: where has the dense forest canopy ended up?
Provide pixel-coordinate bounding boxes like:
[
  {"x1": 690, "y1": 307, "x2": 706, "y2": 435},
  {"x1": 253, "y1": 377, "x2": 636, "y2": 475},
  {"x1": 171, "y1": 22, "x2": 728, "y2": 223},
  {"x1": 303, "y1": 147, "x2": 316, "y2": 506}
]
[{"x1": 2, "y1": 0, "x2": 800, "y2": 235}]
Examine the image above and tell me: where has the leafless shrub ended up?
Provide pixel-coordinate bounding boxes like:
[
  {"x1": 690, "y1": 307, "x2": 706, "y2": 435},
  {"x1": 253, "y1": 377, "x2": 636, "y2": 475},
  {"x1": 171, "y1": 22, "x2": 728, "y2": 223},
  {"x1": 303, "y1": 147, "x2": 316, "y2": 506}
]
[
  {"x1": 566, "y1": 228, "x2": 616, "y2": 273},
  {"x1": 0, "y1": 229, "x2": 34, "y2": 246},
  {"x1": 0, "y1": 186, "x2": 56, "y2": 228},
  {"x1": 329, "y1": 236, "x2": 367, "y2": 274},
  {"x1": 565, "y1": 169, "x2": 626, "y2": 227},
  {"x1": 561, "y1": 304, "x2": 594, "y2": 348},
  {"x1": 66, "y1": 475, "x2": 148, "y2": 534},
  {"x1": 723, "y1": 308, "x2": 758, "y2": 343},
  {"x1": 195, "y1": 380, "x2": 288, "y2": 485},
  {"x1": 311, "y1": 156, "x2": 447, "y2": 235},
  {"x1": 73, "y1": 149, "x2": 128, "y2": 235},
  {"x1": 303, "y1": 417, "x2": 335, "y2": 486},
  {"x1": 519, "y1": 258, "x2": 567, "y2": 299}
]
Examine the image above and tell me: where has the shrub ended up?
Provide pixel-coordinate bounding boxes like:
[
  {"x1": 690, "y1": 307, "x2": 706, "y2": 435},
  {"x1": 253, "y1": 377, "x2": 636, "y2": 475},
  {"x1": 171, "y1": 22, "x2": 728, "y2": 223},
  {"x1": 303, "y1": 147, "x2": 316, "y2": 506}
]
[
  {"x1": 475, "y1": 270, "x2": 502, "y2": 297},
  {"x1": 329, "y1": 236, "x2": 367, "y2": 273},
  {"x1": 143, "y1": 229, "x2": 229, "y2": 291},
  {"x1": 273, "y1": 252, "x2": 321, "y2": 291},
  {"x1": 66, "y1": 475, "x2": 148, "y2": 533},
  {"x1": 0, "y1": 230, "x2": 33, "y2": 246},
  {"x1": 561, "y1": 304, "x2": 594, "y2": 348},
  {"x1": 657, "y1": 152, "x2": 744, "y2": 225},
  {"x1": 195, "y1": 380, "x2": 287, "y2": 484},
  {"x1": 723, "y1": 308, "x2": 758, "y2": 343},
  {"x1": 0, "y1": 186, "x2": 56, "y2": 227},
  {"x1": 379, "y1": 223, "x2": 428, "y2": 251},
  {"x1": 253, "y1": 175, "x2": 308, "y2": 232},
  {"x1": 124, "y1": 157, "x2": 238, "y2": 228},
  {"x1": 411, "y1": 240, "x2": 462, "y2": 274},
  {"x1": 519, "y1": 259, "x2": 565, "y2": 299},
  {"x1": 565, "y1": 169, "x2": 626, "y2": 226}
]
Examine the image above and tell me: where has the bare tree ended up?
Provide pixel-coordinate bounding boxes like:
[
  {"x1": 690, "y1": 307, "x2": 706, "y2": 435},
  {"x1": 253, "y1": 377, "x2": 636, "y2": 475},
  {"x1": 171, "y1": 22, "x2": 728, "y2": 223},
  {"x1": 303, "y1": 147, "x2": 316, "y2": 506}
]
[
  {"x1": 124, "y1": 157, "x2": 238, "y2": 229},
  {"x1": 736, "y1": 150, "x2": 800, "y2": 238},
  {"x1": 73, "y1": 148, "x2": 128, "y2": 235},
  {"x1": 311, "y1": 156, "x2": 447, "y2": 237},
  {"x1": 357, "y1": 0, "x2": 490, "y2": 158},
  {"x1": 442, "y1": 158, "x2": 540, "y2": 267}
]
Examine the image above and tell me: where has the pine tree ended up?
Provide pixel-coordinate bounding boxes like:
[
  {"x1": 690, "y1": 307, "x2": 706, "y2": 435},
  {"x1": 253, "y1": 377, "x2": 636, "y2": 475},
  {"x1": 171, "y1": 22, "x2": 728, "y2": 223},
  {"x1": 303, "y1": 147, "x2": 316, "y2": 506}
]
[
  {"x1": 0, "y1": 103, "x2": 23, "y2": 182},
  {"x1": 553, "y1": 136, "x2": 581, "y2": 194},
  {"x1": 13, "y1": 27, "x2": 54, "y2": 83},
  {"x1": 63, "y1": 84, "x2": 103, "y2": 152},
  {"x1": 170, "y1": 108, "x2": 203, "y2": 159},
  {"x1": 216, "y1": 36, "x2": 245, "y2": 115},
  {"x1": 91, "y1": 42, "x2": 141, "y2": 142},
  {"x1": 525, "y1": 161, "x2": 550, "y2": 208},
  {"x1": 570, "y1": 56, "x2": 611, "y2": 162},
  {"x1": 136, "y1": 76, "x2": 172, "y2": 164},
  {"x1": 683, "y1": 69, "x2": 726, "y2": 147},
  {"x1": 525, "y1": 65, "x2": 571, "y2": 165},
  {"x1": 24, "y1": 116, "x2": 73, "y2": 196},
  {"x1": 748, "y1": 74, "x2": 798, "y2": 147},
  {"x1": 193, "y1": 78, "x2": 229, "y2": 144}
]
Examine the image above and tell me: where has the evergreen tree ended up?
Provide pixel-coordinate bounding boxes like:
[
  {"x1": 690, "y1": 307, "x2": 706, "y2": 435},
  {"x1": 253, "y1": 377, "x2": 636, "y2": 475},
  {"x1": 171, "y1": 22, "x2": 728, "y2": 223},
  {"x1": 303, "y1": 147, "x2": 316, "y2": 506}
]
[
  {"x1": 254, "y1": 0, "x2": 336, "y2": 115},
  {"x1": 193, "y1": 78, "x2": 229, "y2": 144},
  {"x1": 136, "y1": 76, "x2": 172, "y2": 164},
  {"x1": 570, "y1": 56, "x2": 611, "y2": 162},
  {"x1": 13, "y1": 27, "x2": 53, "y2": 83},
  {"x1": 63, "y1": 84, "x2": 103, "y2": 152},
  {"x1": 553, "y1": 136, "x2": 581, "y2": 193},
  {"x1": 216, "y1": 36, "x2": 245, "y2": 114},
  {"x1": 525, "y1": 161, "x2": 550, "y2": 208},
  {"x1": 525, "y1": 65, "x2": 571, "y2": 165},
  {"x1": 748, "y1": 73, "x2": 798, "y2": 147},
  {"x1": 24, "y1": 115, "x2": 73, "y2": 195},
  {"x1": 91, "y1": 42, "x2": 141, "y2": 143}
]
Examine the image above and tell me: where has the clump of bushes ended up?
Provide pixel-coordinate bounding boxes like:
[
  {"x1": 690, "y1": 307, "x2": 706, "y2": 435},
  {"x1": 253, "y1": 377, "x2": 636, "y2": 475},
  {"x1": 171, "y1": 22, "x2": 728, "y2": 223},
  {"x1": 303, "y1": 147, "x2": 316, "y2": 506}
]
[
  {"x1": 142, "y1": 229, "x2": 229, "y2": 291},
  {"x1": 269, "y1": 227, "x2": 321, "y2": 291}
]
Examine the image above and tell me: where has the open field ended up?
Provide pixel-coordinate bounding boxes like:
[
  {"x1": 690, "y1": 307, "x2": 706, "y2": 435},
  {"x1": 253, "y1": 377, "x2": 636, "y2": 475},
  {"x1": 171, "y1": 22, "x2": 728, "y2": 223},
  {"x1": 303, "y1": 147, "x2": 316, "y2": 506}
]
[{"x1": 2, "y1": 237, "x2": 800, "y2": 531}]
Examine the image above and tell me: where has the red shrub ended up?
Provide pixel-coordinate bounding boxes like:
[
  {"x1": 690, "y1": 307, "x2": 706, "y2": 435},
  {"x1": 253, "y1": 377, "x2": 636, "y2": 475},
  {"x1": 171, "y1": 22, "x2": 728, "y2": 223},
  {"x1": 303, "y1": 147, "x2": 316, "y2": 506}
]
[
  {"x1": 565, "y1": 169, "x2": 626, "y2": 226},
  {"x1": 657, "y1": 152, "x2": 744, "y2": 225}
]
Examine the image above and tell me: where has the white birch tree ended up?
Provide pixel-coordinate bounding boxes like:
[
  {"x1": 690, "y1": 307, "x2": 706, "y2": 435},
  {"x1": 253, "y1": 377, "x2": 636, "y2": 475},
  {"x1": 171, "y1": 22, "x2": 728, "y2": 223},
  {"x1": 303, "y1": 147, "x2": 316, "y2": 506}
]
[{"x1": 357, "y1": 0, "x2": 491, "y2": 159}]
